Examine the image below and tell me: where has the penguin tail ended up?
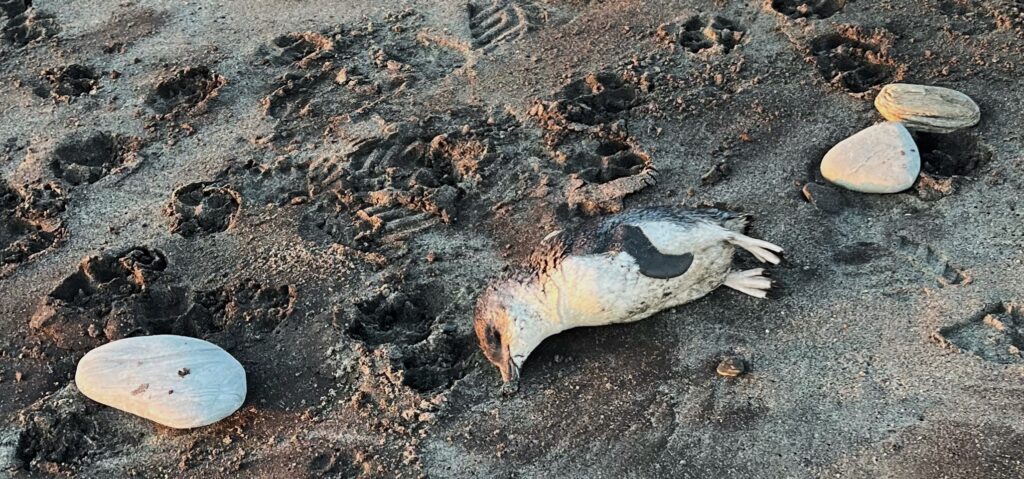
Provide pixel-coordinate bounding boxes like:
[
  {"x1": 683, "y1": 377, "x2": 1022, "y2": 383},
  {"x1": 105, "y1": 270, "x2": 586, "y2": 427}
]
[
  {"x1": 720, "y1": 213, "x2": 750, "y2": 234},
  {"x1": 727, "y1": 232, "x2": 784, "y2": 264}
]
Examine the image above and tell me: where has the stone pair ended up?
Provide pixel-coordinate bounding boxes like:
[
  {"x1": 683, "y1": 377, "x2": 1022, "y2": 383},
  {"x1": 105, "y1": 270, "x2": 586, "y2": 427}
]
[{"x1": 820, "y1": 84, "x2": 979, "y2": 194}]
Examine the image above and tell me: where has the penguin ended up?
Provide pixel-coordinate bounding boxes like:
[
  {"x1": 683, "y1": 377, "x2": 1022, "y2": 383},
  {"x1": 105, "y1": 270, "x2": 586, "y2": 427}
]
[{"x1": 473, "y1": 206, "x2": 783, "y2": 392}]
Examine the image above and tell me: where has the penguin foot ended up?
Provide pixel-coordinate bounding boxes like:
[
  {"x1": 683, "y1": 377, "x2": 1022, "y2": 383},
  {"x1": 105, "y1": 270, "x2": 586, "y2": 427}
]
[
  {"x1": 724, "y1": 268, "x2": 774, "y2": 298},
  {"x1": 728, "y1": 233, "x2": 784, "y2": 264}
]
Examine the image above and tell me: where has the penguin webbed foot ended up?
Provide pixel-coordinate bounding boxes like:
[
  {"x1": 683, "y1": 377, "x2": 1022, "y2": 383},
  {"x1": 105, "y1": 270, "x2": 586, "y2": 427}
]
[{"x1": 723, "y1": 268, "x2": 775, "y2": 299}]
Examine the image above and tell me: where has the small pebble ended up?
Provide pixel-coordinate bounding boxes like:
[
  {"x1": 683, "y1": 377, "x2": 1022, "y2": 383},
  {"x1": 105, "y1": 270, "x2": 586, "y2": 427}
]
[
  {"x1": 716, "y1": 357, "x2": 747, "y2": 377},
  {"x1": 701, "y1": 162, "x2": 731, "y2": 186},
  {"x1": 801, "y1": 183, "x2": 847, "y2": 214}
]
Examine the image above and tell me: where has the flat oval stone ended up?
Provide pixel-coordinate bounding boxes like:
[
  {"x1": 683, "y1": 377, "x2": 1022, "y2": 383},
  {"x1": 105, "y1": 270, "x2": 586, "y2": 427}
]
[
  {"x1": 820, "y1": 122, "x2": 920, "y2": 193},
  {"x1": 874, "y1": 83, "x2": 980, "y2": 133},
  {"x1": 75, "y1": 335, "x2": 246, "y2": 429}
]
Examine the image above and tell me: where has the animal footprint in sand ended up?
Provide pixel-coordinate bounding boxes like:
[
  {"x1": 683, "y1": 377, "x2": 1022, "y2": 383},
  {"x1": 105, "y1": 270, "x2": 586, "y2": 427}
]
[
  {"x1": 563, "y1": 139, "x2": 650, "y2": 184},
  {"x1": 30, "y1": 247, "x2": 177, "y2": 350},
  {"x1": 188, "y1": 280, "x2": 297, "y2": 341},
  {"x1": 770, "y1": 0, "x2": 846, "y2": 19},
  {"x1": 146, "y1": 66, "x2": 226, "y2": 118},
  {"x1": 467, "y1": 0, "x2": 531, "y2": 51},
  {"x1": 809, "y1": 33, "x2": 893, "y2": 93},
  {"x1": 531, "y1": 72, "x2": 640, "y2": 127},
  {"x1": 913, "y1": 132, "x2": 992, "y2": 200},
  {"x1": 932, "y1": 302, "x2": 1024, "y2": 364},
  {"x1": 257, "y1": 21, "x2": 464, "y2": 143},
  {"x1": 896, "y1": 236, "x2": 967, "y2": 287},
  {"x1": 658, "y1": 16, "x2": 746, "y2": 54},
  {"x1": 558, "y1": 137, "x2": 658, "y2": 214},
  {"x1": 3, "y1": 6, "x2": 58, "y2": 47},
  {"x1": 31, "y1": 247, "x2": 297, "y2": 350},
  {"x1": 342, "y1": 286, "x2": 472, "y2": 393},
  {"x1": 165, "y1": 182, "x2": 241, "y2": 237},
  {"x1": 400, "y1": 335, "x2": 472, "y2": 393},
  {"x1": 1, "y1": 181, "x2": 65, "y2": 277},
  {"x1": 265, "y1": 31, "x2": 335, "y2": 68},
  {"x1": 345, "y1": 290, "x2": 433, "y2": 347},
  {"x1": 35, "y1": 64, "x2": 99, "y2": 102},
  {"x1": 46, "y1": 131, "x2": 140, "y2": 186}
]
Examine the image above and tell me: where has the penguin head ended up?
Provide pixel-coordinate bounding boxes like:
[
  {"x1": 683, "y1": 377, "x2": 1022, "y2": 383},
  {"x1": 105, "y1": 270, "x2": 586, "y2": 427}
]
[{"x1": 474, "y1": 282, "x2": 546, "y2": 393}]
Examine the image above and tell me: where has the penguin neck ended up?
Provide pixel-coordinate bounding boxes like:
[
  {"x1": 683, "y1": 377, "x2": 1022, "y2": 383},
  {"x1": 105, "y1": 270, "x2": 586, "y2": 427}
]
[{"x1": 518, "y1": 274, "x2": 573, "y2": 336}]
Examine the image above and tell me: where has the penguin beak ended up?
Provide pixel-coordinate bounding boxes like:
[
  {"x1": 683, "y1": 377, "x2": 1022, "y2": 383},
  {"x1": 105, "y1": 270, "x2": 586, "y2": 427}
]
[{"x1": 500, "y1": 357, "x2": 520, "y2": 394}]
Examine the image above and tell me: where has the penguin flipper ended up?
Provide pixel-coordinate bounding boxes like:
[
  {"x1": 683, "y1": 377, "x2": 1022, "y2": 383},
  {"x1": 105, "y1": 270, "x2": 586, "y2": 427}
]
[{"x1": 615, "y1": 224, "x2": 694, "y2": 279}]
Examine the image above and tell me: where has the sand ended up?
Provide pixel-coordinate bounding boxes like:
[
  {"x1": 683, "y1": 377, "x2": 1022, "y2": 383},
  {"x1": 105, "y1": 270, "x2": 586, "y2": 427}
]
[{"x1": 1, "y1": 0, "x2": 1023, "y2": 477}]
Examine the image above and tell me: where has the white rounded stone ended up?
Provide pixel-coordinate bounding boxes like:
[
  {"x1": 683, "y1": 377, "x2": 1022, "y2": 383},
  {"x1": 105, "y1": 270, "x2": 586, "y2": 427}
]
[
  {"x1": 874, "y1": 83, "x2": 980, "y2": 133},
  {"x1": 820, "y1": 121, "x2": 920, "y2": 194},
  {"x1": 75, "y1": 335, "x2": 246, "y2": 429}
]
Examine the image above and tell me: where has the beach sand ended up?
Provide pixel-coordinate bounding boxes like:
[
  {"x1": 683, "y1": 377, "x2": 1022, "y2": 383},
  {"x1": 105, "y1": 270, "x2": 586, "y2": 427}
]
[{"x1": 1, "y1": 0, "x2": 1023, "y2": 476}]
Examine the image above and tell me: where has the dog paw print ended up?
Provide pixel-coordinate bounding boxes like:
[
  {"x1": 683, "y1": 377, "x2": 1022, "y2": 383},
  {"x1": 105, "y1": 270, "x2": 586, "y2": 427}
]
[
  {"x1": 658, "y1": 16, "x2": 746, "y2": 54},
  {"x1": 558, "y1": 137, "x2": 658, "y2": 215},
  {"x1": 35, "y1": 64, "x2": 99, "y2": 102},
  {"x1": 564, "y1": 139, "x2": 649, "y2": 184},
  {"x1": 146, "y1": 66, "x2": 227, "y2": 118},
  {"x1": 770, "y1": 0, "x2": 846, "y2": 19},
  {"x1": 265, "y1": 31, "x2": 335, "y2": 68},
  {"x1": 47, "y1": 132, "x2": 139, "y2": 186},
  {"x1": 1, "y1": 181, "x2": 64, "y2": 277},
  {"x1": 165, "y1": 182, "x2": 241, "y2": 237},
  {"x1": 345, "y1": 290, "x2": 434, "y2": 347},
  {"x1": 932, "y1": 302, "x2": 1024, "y2": 364},
  {"x1": 3, "y1": 7, "x2": 59, "y2": 47},
  {"x1": 530, "y1": 72, "x2": 640, "y2": 127},
  {"x1": 809, "y1": 33, "x2": 893, "y2": 93}
]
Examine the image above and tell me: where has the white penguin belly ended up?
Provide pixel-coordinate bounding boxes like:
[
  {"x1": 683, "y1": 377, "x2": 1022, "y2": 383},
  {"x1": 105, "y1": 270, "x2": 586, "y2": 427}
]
[{"x1": 546, "y1": 243, "x2": 735, "y2": 329}]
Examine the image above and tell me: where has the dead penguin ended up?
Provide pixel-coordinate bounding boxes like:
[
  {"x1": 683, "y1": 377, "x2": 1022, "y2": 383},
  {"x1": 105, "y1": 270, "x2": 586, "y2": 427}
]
[{"x1": 474, "y1": 206, "x2": 783, "y2": 391}]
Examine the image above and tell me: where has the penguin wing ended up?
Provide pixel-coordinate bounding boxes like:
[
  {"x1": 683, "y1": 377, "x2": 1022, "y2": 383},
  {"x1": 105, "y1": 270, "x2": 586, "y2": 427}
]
[{"x1": 605, "y1": 224, "x2": 694, "y2": 279}]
